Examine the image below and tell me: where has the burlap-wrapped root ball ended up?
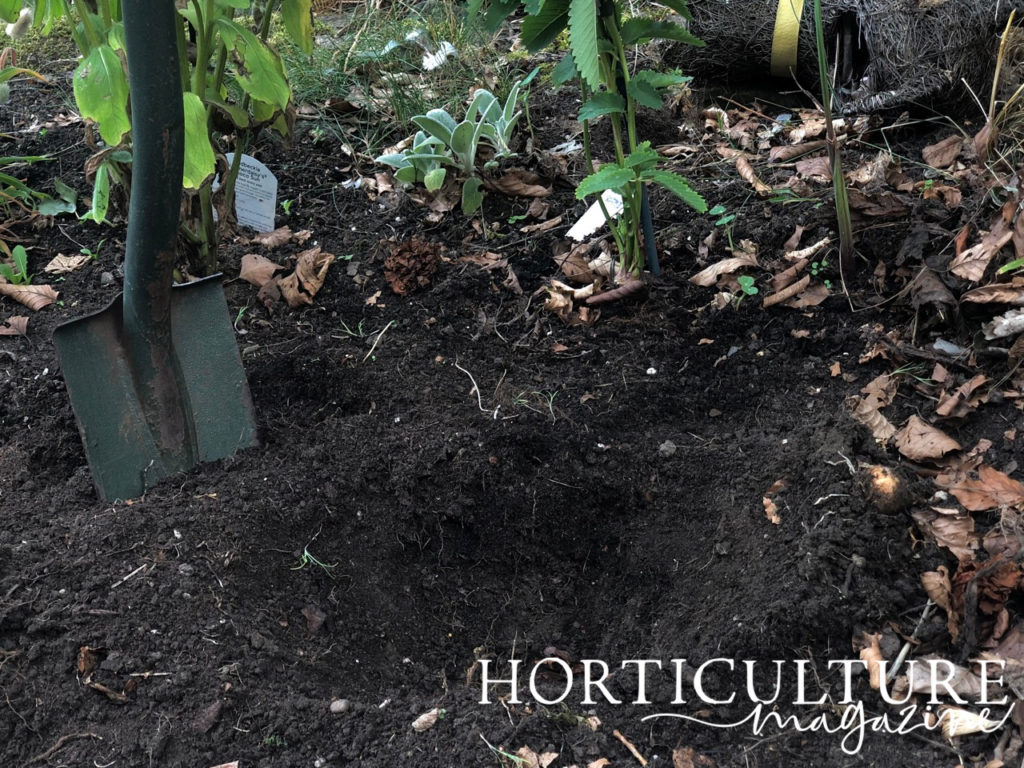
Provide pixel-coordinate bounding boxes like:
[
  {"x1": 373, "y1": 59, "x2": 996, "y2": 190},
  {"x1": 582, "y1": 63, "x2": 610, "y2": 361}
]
[{"x1": 664, "y1": 0, "x2": 1024, "y2": 114}]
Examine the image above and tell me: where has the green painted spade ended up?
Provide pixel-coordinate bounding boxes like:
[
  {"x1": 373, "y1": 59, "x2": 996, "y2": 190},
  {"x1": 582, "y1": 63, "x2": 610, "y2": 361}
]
[{"x1": 53, "y1": 0, "x2": 258, "y2": 501}]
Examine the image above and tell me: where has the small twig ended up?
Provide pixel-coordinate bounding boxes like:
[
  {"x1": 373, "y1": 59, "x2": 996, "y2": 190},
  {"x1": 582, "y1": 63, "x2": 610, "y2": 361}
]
[
  {"x1": 887, "y1": 599, "x2": 935, "y2": 683},
  {"x1": 453, "y1": 360, "x2": 488, "y2": 414},
  {"x1": 612, "y1": 729, "x2": 648, "y2": 766},
  {"x1": 26, "y1": 732, "x2": 103, "y2": 765},
  {"x1": 362, "y1": 320, "x2": 394, "y2": 363},
  {"x1": 110, "y1": 563, "x2": 147, "y2": 589}
]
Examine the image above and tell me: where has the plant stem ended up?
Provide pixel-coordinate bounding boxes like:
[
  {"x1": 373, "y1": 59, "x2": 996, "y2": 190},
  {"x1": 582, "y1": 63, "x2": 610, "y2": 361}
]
[{"x1": 812, "y1": 0, "x2": 853, "y2": 275}]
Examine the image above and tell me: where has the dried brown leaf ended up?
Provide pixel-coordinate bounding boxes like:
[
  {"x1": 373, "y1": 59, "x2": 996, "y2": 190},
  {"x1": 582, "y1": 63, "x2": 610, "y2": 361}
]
[
  {"x1": 280, "y1": 246, "x2": 335, "y2": 307},
  {"x1": 783, "y1": 225, "x2": 805, "y2": 253},
  {"x1": 961, "y1": 280, "x2": 1024, "y2": 306},
  {"x1": 785, "y1": 283, "x2": 830, "y2": 308},
  {"x1": 922, "y1": 566, "x2": 959, "y2": 641},
  {"x1": 912, "y1": 508, "x2": 977, "y2": 560},
  {"x1": 673, "y1": 747, "x2": 715, "y2": 768},
  {"x1": 0, "y1": 316, "x2": 28, "y2": 336},
  {"x1": 486, "y1": 169, "x2": 551, "y2": 198},
  {"x1": 951, "y1": 202, "x2": 1016, "y2": 281},
  {"x1": 44, "y1": 253, "x2": 91, "y2": 274},
  {"x1": 735, "y1": 155, "x2": 771, "y2": 196},
  {"x1": 239, "y1": 253, "x2": 283, "y2": 288},
  {"x1": 251, "y1": 226, "x2": 292, "y2": 248},
  {"x1": 689, "y1": 256, "x2": 758, "y2": 287},
  {"x1": 922, "y1": 135, "x2": 963, "y2": 169},
  {"x1": 795, "y1": 155, "x2": 832, "y2": 179},
  {"x1": 936, "y1": 465, "x2": 1024, "y2": 511},
  {"x1": 858, "y1": 632, "x2": 884, "y2": 689},
  {"x1": 936, "y1": 374, "x2": 989, "y2": 419},
  {"x1": 768, "y1": 141, "x2": 826, "y2": 162},
  {"x1": 895, "y1": 415, "x2": 961, "y2": 461},
  {"x1": 0, "y1": 281, "x2": 58, "y2": 311}
]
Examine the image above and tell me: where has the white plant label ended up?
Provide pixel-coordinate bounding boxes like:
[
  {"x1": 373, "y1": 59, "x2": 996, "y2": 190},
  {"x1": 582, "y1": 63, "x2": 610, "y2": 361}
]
[
  {"x1": 567, "y1": 189, "x2": 623, "y2": 242},
  {"x1": 225, "y1": 152, "x2": 277, "y2": 233}
]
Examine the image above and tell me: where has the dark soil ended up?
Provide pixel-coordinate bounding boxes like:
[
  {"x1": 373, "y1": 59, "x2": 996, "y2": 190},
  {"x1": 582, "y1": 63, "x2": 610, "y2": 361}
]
[{"x1": 1, "y1": 54, "x2": 1021, "y2": 768}]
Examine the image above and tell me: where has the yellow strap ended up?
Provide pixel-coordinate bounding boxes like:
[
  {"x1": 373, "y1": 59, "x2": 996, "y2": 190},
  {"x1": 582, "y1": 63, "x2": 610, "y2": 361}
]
[{"x1": 770, "y1": 0, "x2": 806, "y2": 77}]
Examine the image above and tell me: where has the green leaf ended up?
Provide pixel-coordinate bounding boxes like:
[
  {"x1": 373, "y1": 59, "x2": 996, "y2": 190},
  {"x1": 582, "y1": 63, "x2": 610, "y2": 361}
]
[
  {"x1": 80, "y1": 163, "x2": 110, "y2": 224},
  {"x1": 481, "y1": 0, "x2": 518, "y2": 34},
  {"x1": 568, "y1": 0, "x2": 600, "y2": 90},
  {"x1": 413, "y1": 110, "x2": 457, "y2": 145},
  {"x1": 205, "y1": 96, "x2": 251, "y2": 129},
  {"x1": 216, "y1": 19, "x2": 291, "y2": 110},
  {"x1": 523, "y1": 0, "x2": 542, "y2": 13},
  {"x1": 633, "y1": 70, "x2": 691, "y2": 89},
  {"x1": 450, "y1": 122, "x2": 477, "y2": 171},
  {"x1": 375, "y1": 153, "x2": 411, "y2": 169},
  {"x1": 642, "y1": 169, "x2": 706, "y2": 212},
  {"x1": 53, "y1": 177, "x2": 77, "y2": 205},
  {"x1": 462, "y1": 176, "x2": 484, "y2": 214},
  {"x1": 424, "y1": 167, "x2": 446, "y2": 192},
  {"x1": 36, "y1": 193, "x2": 76, "y2": 216},
  {"x1": 626, "y1": 77, "x2": 661, "y2": 109},
  {"x1": 107, "y1": 21, "x2": 125, "y2": 52},
  {"x1": 578, "y1": 92, "x2": 624, "y2": 120},
  {"x1": 624, "y1": 142, "x2": 660, "y2": 171},
  {"x1": 520, "y1": 0, "x2": 570, "y2": 52},
  {"x1": 280, "y1": 0, "x2": 313, "y2": 55},
  {"x1": 620, "y1": 18, "x2": 704, "y2": 47},
  {"x1": 655, "y1": 0, "x2": 692, "y2": 21},
  {"x1": 182, "y1": 92, "x2": 215, "y2": 190},
  {"x1": 0, "y1": 0, "x2": 20, "y2": 23},
  {"x1": 576, "y1": 165, "x2": 634, "y2": 199},
  {"x1": 551, "y1": 53, "x2": 577, "y2": 84},
  {"x1": 395, "y1": 166, "x2": 418, "y2": 185},
  {"x1": 73, "y1": 44, "x2": 130, "y2": 146}
]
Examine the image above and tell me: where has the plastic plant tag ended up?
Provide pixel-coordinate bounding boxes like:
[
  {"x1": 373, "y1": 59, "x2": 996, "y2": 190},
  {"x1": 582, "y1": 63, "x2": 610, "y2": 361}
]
[
  {"x1": 566, "y1": 189, "x2": 624, "y2": 242},
  {"x1": 225, "y1": 152, "x2": 278, "y2": 233}
]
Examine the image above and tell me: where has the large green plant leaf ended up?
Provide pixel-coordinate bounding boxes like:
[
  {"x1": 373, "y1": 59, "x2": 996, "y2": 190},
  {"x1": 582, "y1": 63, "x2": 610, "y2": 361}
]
[
  {"x1": 642, "y1": 169, "x2": 706, "y2": 212},
  {"x1": 481, "y1": 0, "x2": 519, "y2": 34},
  {"x1": 216, "y1": 19, "x2": 291, "y2": 110},
  {"x1": 551, "y1": 53, "x2": 577, "y2": 84},
  {"x1": 568, "y1": 0, "x2": 599, "y2": 90},
  {"x1": 462, "y1": 177, "x2": 484, "y2": 214},
  {"x1": 73, "y1": 44, "x2": 130, "y2": 146},
  {"x1": 281, "y1": 0, "x2": 313, "y2": 55},
  {"x1": 576, "y1": 165, "x2": 634, "y2": 198},
  {"x1": 520, "y1": 0, "x2": 570, "y2": 52},
  {"x1": 620, "y1": 18, "x2": 704, "y2": 47},
  {"x1": 182, "y1": 92, "x2": 215, "y2": 190},
  {"x1": 0, "y1": 0, "x2": 20, "y2": 23},
  {"x1": 412, "y1": 110, "x2": 457, "y2": 146},
  {"x1": 578, "y1": 92, "x2": 624, "y2": 120}
]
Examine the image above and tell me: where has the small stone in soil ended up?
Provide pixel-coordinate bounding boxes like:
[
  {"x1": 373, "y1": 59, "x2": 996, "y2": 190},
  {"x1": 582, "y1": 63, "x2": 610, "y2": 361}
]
[
  {"x1": 330, "y1": 698, "x2": 350, "y2": 714},
  {"x1": 100, "y1": 271, "x2": 115, "y2": 285},
  {"x1": 658, "y1": 440, "x2": 677, "y2": 458}
]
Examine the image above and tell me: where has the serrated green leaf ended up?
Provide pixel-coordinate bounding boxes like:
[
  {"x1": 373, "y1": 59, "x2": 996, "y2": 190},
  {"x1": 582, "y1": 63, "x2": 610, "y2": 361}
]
[
  {"x1": 624, "y1": 142, "x2": 660, "y2": 170},
  {"x1": 620, "y1": 18, "x2": 704, "y2": 47},
  {"x1": 632, "y1": 70, "x2": 691, "y2": 89},
  {"x1": 551, "y1": 53, "x2": 577, "y2": 84},
  {"x1": 626, "y1": 77, "x2": 661, "y2": 109},
  {"x1": 642, "y1": 169, "x2": 706, "y2": 212},
  {"x1": 568, "y1": 0, "x2": 600, "y2": 90},
  {"x1": 182, "y1": 92, "x2": 215, "y2": 191},
  {"x1": 520, "y1": 0, "x2": 570, "y2": 52},
  {"x1": 73, "y1": 44, "x2": 130, "y2": 146},
  {"x1": 424, "y1": 167, "x2": 446, "y2": 192},
  {"x1": 655, "y1": 0, "x2": 692, "y2": 20},
  {"x1": 281, "y1": 0, "x2": 313, "y2": 54},
  {"x1": 523, "y1": 0, "x2": 542, "y2": 13},
  {"x1": 578, "y1": 92, "x2": 624, "y2": 120},
  {"x1": 576, "y1": 165, "x2": 634, "y2": 199},
  {"x1": 462, "y1": 177, "x2": 484, "y2": 214}
]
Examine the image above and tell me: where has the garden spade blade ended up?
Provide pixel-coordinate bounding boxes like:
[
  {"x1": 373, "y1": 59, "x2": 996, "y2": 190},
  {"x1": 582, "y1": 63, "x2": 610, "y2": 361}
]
[{"x1": 52, "y1": 0, "x2": 257, "y2": 501}]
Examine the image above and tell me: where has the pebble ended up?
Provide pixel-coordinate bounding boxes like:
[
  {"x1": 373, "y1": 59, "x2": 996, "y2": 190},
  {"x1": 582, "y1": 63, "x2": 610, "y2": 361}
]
[
  {"x1": 658, "y1": 440, "x2": 677, "y2": 458},
  {"x1": 330, "y1": 698, "x2": 351, "y2": 714},
  {"x1": 100, "y1": 271, "x2": 115, "y2": 285}
]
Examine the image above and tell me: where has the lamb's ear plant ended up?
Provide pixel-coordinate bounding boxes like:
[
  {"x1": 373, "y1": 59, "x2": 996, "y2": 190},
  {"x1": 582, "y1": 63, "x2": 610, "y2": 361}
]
[
  {"x1": 472, "y1": 0, "x2": 708, "y2": 277},
  {"x1": 377, "y1": 69, "x2": 536, "y2": 215}
]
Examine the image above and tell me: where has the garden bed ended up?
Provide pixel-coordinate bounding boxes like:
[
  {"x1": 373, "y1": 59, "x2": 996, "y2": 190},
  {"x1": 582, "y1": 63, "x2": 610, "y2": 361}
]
[{"x1": 1, "y1": 41, "x2": 1022, "y2": 768}]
